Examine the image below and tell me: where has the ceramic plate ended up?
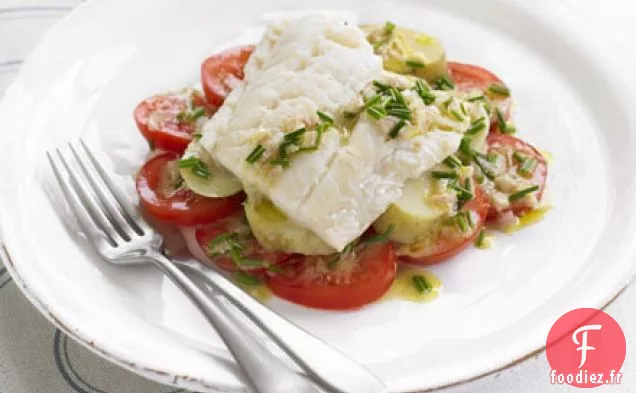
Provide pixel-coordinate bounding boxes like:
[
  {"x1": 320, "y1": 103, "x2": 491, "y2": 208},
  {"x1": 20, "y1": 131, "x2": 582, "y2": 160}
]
[{"x1": 1, "y1": 0, "x2": 636, "y2": 392}]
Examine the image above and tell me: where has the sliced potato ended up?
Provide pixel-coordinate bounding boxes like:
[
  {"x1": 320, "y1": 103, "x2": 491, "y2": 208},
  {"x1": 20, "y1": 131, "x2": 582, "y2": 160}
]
[
  {"x1": 245, "y1": 197, "x2": 335, "y2": 255},
  {"x1": 180, "y1": 145, "x2": 242, "y2": 198},
  {"x1": 365, "y1": 24, "x2": 448, "y2": 83},
  {"x1": 374, "y1": 175, "x2": 449, "y2": 244}
]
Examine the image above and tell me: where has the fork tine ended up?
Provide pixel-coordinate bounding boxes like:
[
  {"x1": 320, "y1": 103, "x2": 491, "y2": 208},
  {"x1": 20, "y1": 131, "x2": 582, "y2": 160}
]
[
  {"x1": 47, "y1": 151, "x2": 116, "y2": 248},
  {"x1": 54, "y1": 149, "x2": 125, "y2": 246},
  {"x1": 79, "y1": 139, "x2": 148, "y2": 235},
  {"x1": 69, "y1": 142, "x2": 133, "y2": 241}
]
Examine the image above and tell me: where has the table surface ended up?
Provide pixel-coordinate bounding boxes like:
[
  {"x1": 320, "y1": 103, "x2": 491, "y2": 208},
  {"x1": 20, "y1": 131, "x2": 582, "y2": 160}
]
[{"x1": 0, "y1": 0, "x2": 633, "y2": 392}]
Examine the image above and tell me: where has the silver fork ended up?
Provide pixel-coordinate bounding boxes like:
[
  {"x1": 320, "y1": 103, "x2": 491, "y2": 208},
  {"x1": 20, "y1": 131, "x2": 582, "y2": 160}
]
[{"x1": 47, "y1": 140, "x2": 387, "y2": 393}]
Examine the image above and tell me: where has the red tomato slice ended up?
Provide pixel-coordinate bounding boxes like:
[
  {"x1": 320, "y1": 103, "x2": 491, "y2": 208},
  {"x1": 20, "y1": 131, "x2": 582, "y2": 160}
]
[
  {"x1": 201, "y1": 45, "x2": 254, "y2": 107},
  {"x1": 266, "y1": 243, "x2": 397, "y2": 310},
  {"x1": 134, "y1": 90, "x2": 212, "y2": 154},
  {"x1": 195, "y1": 215, "x2": 291, "y2": 274},
  {"x1": 398, "y1": 186, "x2": 491, "y2": 266},
  {"x1": 486, "y1": 133, "x2": 548, "y2": 219},
  {"x1": 136, "y1": 153, "x2": 244, "y2": 226},
  {"x1": 448, "y1": 62, "x2": 512, "y2": 129}
]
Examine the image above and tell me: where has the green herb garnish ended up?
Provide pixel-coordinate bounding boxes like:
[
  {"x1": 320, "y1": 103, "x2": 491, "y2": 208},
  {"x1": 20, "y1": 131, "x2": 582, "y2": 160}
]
[
  {"x1": 412, "y1": 275, "x2": 432, "y2": 293},
  {"x1": 435, "y1": 75, "x2": 455, "y2": 90},
  {"x1": 466, "y1": 117, "x2": 487, "y2": 135},
  {"x1": 509, "y1": 185, "x2": 540, "y2": 202},
  {"x1": 414, "y1": 79, "x2": 436, "y2": 105},
  {"x1": 388, "y1": 119, "x2": 407, "y2": 139},
  {"x1": 385, "y1": 21, "x2": 396, "y2": 33},
  {"x1": 246, "y1": 145, "x2": 266, "y2": 164},
  {"x1": 443, "y1": 154, "x2": 462, "y2": 169},
  {"x1": 234, "y1": 271, "x2": 261, "y2": 286},
  {"x1": 177, "y1": 157, "x2": 210, "y2": 179},
  {"x1": 362, "y1": 225, "x2": 394, "y2": 245},
  {"x1": 475, "y1": 229, "x2": 487, "y2": 248},
  {"x1": 316, "y1": 111, "x2": 334, "y2": 125},
  {"x1": 487, "y1": 83, "x2": 511, "y2": 97},
  {"x1": 518, "y1": 158, "x2": 538, "y2": 178},
  {"x1": 467, "y1": 95, "x2": 485, "y2": 102},
  {"x1": 406, "y1": 59, "x2": 426, "y2": 68},
  {"x1": 432, "y1": 171, "x2": 458, "y2": 180},
  {"x1": 450, "y1": 109, "x2": 465, "y2": 122}
]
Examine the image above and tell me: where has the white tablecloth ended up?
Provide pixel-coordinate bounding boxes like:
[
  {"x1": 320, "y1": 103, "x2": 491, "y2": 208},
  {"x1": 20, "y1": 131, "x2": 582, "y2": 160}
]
[{"x1": 0, "y1": 1, "x2": 633, "y2": 392}]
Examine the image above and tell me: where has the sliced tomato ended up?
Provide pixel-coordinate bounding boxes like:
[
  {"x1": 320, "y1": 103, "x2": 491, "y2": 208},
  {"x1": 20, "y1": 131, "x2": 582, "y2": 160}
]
[
  {"x1": 136, "y1": 153, "x2": 244, "y2": 226},
  {"x1": 195, "y1": 215, "x2": 291, "y2": 273},
  {"x1": 398, "y1": 186, "x2": 491, "y2": 266},
  {"x1": 448, "y1": 62, "x2": 512, "y2": 129},
  {"x1": 201, "y1": 45, "x2": 254, "y2": 107},
  {"x1": 266, "y1": 243, "x2": 397, "y2": 310},
  {"x1": 486, "y1": 133, "x2": 548, "y2": 218},
  {"x1": 134, "y1": 89, "x2": 212, "y2": 154}
]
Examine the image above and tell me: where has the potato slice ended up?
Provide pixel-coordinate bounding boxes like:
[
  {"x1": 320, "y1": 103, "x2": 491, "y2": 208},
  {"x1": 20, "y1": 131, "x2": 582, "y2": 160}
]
[
  {"x1": 245, "y1": 197, "x2": 335, "y2": 255},
  {"x1": 374, "y1": 175, "x2": 449, "y2": 244},
  {"x1": 365, "y1": 23, "x2": 448, "y2": 83},
  {"x1": 180, "y1": 144, "x2": 243, "y2": 198}
]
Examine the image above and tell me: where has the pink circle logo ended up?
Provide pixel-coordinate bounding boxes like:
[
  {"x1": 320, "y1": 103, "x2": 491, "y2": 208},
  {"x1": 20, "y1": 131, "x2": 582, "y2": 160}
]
[{"x1": 546, "y1": 308, "x2": 626, "y2": 388}]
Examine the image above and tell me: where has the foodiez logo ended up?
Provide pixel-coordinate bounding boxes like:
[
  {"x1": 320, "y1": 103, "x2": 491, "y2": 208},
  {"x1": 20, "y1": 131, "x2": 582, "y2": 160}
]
[{"x1": 546, "y1": 308, "x2": 626, "y2": 388}]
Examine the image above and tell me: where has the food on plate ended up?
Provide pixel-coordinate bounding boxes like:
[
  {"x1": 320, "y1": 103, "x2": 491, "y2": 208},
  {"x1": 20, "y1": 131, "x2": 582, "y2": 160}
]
[{"x1": 133, "y1": 11, "x2": 549, "y2": 310}]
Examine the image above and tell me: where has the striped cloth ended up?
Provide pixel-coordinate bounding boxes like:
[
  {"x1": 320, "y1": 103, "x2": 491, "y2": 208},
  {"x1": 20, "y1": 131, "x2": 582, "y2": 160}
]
[{"x1": 0, "y1": 1, "x2": 634, "y2": 393}]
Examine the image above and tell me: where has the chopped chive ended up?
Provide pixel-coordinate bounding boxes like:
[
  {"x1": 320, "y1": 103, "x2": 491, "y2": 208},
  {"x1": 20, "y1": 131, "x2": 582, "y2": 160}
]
[
  {"x1": 239, "y1": 259, "x2": 265, "y2": 268},
  {"x1": 465, "y1": 177, "x2": 473, "y2": 192},
  {"x1": 512, "y1": 152, "x2": 526, "y2": 163},
  {"x1": 455, "y1": 212, "x2": 469, "y2": 232},
  {"x1": 367, "y1": 105, "x2": 387, "y2": 120},
  {"x1": 466, "y1": 118, "x2": 486, "y2": 135},
  {"x1": 450, "y1": 109, "x2": 465, "y2": 122},
  {"x1": 208, "y1": 233, "x2": 234, "y2": 252},
  {"x1": 246, "y1": 145, "x2": 265, "y2": 164},
  {"x1": 406, "y1": 59, "x2": 426, "y2": 68},
  {"x1": 450, "y1": 183, "x2": 474, "y2": 201},
  {"x1": 316, "y1": 110, "x2": 334, "y2": 125},
  {"x1": 177, "y1": 157, "x2": 199, "y2": 168},
  {"x1": 362, "y1": 225, "x2": 394, "y2": 245},
  {"x1": 267, "y1": 264, "x2": 283, "y2": 273},
  {"x1": 473, "y1": 156, "x2": 495, "y2": 180},
  {"x1": 460, "y1": 103, "x2": 468, "y2": 116},
  {"x1": 385, "y1": 21, "x2": 396, "y2": 33},
  {"x1": 388, "y1": 119, "x2": 407, "y2": 139},
  {"x1": 443, "y1": 98, "x2": 453, "y2": 109},
  {"x1": 459, "y1": 137, "x2": 473, "y2": 156},
  {"x1": 386, "y1": 107, "x2": 411, "y2": 120},
  {"x1": 234, "y1": 271, "x2": 261, "y2": 286},
  {"x1": 414, "y1": 79, "x2": 436, "y2": 105},
  {"x1": 363, "y1": 94, "x2": 382, "y2": 109},
  {"x1": 509, "y1": 185, "x2": 540, "y2": 202},
  {"x1": 173, "y1": 177, "x2": 184, "y2": 189},
  {"x1": 284, "y1": 127, "x2": 306, "y2": 141},
  {"x1": 476, "y1": 173, "x2": 485, "y2": 184},
  {"x1": 502, "y1": 123, "x2": 517, "y2": 135},
  {"x1": 192, "y1": 160, "x2": 210, "y2": 178},
  {"x1": 190, "y1": 107, "x2": 206, "y2": 121},
  {"x1": 192, "y1": 132, "x2": 202, "y2": 140},
  {"x1": 488, "y1": 83, "x2": 511, "y2": 97},
  {"x1": 486, "y1": 152, "x2": 499, "y2": 163},
  {"x1": 373, "y1": 80, "x2": 391, "y2": 92},
  {"x1": 475, "y1": 229, "x2": 486, "y2": 248},
  {"x1": 435, "y1": 75, "x2": 455, "y2": 90},
  {"x1": 467, "y1": 95, "x2": 485, "y2": 102},
  {"x1": 465, "y1": 210, "x2": 474, "y2": 227},
  {"x1": 443, "y1": 154, "x2": 462, "y2": 168},
  {"x1": 519, "y1": 158, "x2": 538, "y2": 178},
  {"x1": 432, "y1": 171, "x2": 458, "y2": 179},
  {"x1": 495, "y1": 108, "x2": 507, "y2": 132},
  {"x1": 412, "y1": 275, "x2": 432, "y2": 293}
]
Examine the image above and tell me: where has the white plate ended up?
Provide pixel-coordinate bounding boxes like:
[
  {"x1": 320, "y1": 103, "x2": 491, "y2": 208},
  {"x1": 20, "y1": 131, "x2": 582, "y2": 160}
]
[{"x1": 1, "y1": 0, "x2": 636, "y2": 392}]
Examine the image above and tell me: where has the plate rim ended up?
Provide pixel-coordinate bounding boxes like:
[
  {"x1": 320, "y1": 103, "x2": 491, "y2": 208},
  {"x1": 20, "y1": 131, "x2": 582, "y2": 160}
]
[{"x1": 1, "y1": 0, "x2": 636, "y2": 392}]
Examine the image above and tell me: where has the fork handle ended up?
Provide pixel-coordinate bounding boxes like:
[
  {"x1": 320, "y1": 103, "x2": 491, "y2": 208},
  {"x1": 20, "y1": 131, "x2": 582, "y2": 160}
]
[
  {"x1": 182, "y1": 263, "x2": 387, "y2": 393},
  {"x1": 146, "y1": 251, "x2": 318, "y2": 393}
]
